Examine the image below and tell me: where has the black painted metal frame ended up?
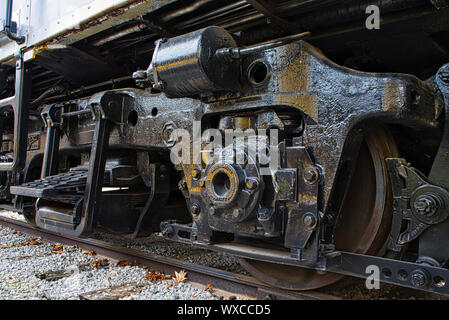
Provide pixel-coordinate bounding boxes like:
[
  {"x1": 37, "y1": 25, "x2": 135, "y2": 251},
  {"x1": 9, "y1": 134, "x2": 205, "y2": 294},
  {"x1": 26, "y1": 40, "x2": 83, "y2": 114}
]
[{"x1": 0, "y1": 55, "x2": 30, "y2": 172}]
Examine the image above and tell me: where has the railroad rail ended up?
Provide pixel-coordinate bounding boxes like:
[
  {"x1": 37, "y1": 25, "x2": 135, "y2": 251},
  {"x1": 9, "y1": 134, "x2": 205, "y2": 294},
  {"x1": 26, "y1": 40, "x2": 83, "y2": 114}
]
[{"x1": 0, "y1": 215, "x2": 338, "y2": 300}]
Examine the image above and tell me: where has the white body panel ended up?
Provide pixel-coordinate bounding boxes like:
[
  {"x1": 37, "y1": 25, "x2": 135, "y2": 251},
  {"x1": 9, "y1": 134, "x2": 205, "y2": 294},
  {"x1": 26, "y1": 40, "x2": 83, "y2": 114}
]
[{"x1": 0, "y1": 0, "x2": 170, "y2": 64}]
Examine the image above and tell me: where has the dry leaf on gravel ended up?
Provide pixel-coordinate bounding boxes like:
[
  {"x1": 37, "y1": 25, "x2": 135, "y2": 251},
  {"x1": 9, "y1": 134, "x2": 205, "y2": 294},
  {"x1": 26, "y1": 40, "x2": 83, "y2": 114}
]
[
  {"x1": 92, "y1": 259, "x2": 109, "y2": 268},
  {"x1": 205, "y1": 284, "x2": 214, "y2": 293},
  {"x1": 18, "y1": 240, "x2": 41, "y2": 247},
  {"x1": 145, "y1": 270, "x2": 172, "y2": 282},
  {"x1": 81, "y1": 250, "x2": 96, "y2": 256},
  {"x1": 174, "y1": 270, "x2": 187, "y2": 284},
  {"x1": 51, "y1": 244, "x2": 64, "y2": 254},
  {"x1": 116, "y1": 259, "x2": 138, "y2": 267}
]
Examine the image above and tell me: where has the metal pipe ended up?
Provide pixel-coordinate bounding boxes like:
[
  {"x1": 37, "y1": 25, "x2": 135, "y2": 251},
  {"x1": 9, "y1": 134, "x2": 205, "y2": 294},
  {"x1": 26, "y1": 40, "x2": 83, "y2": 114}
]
[
  {"x1": 61, "y1": 109, "x2": 92, "y2": 118},
  {"x1": 174, "y1": 1, "x2": 250, "y2": 28},
  {"x1": 215, "y1": 31, "x2": 311, "y2": 60},
  {"x1": 4, "y1": 0, "x2": 25, "y2": 44},
  {"x1": 92, "y1": 23, "x2": 147, "y2": 47},
  {"x1": 159, "y1": 0, "x2": 215, "y2": 23},
  {"x1": 43, "y1": 76, "x2": 133, "y2": 103}
]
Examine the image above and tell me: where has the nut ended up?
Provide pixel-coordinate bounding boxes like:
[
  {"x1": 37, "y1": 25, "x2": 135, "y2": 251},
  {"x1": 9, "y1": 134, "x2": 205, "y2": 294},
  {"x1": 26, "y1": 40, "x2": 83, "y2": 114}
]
[
  {"x1": 303, "y1": 167, "x2": 319, "y2": 184},
  {"x1": 410, "y1": 269, "x2": 429, "y2": 288},
  {"x1": 191, "y1": 204, "x2": 200, "y2": 217},
  {"x1": 413, "y1": 193, "x2": 441, "y2": 217},
  {"x1": 303, "y1": 213, "x2": 317, "y2": 229},
  {"x1": 191, "y1": 168, "x2": 201, "y2": 180},
  {"x1": 245, "y1": 178, "x2": 259, "y2": 190}
]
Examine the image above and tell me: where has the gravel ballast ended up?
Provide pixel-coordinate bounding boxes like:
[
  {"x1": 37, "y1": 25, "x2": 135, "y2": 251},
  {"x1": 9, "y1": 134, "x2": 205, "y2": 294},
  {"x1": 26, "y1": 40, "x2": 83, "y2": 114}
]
[
  {"x1": 1, "y1": 210, "x2": 448, "y2": 300},
  {"x1": 0, "y1": 213, "x2": 242, "y2": 300}
]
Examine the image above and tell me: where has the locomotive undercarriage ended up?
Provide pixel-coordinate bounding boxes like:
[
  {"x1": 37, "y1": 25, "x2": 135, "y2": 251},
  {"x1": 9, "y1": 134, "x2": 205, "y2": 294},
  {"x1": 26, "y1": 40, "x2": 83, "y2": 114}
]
[{"x1": 1, "y1": 20, "x2": 449, "y2": 295}]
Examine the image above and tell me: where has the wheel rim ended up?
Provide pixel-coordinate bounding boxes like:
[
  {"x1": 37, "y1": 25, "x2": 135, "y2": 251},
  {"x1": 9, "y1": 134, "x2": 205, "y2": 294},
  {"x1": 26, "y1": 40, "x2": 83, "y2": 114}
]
[{"x1": 239, "y1": 128, "x2": 398, "y2": 290}]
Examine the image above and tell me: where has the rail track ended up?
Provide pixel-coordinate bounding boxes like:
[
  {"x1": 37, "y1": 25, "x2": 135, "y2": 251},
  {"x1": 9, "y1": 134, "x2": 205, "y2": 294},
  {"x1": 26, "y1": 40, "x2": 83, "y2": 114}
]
[{"x1": 0, "y1": 215, "x2": 338, "y2": 300}]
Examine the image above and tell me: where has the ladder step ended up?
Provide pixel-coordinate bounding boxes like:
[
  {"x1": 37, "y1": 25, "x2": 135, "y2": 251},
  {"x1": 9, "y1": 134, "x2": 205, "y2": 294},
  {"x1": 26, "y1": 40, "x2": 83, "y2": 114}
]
[
  {"x1": 10, "y1": 168, "x2": 109, "y2": 198},
  {"x1": 37, "y1": 204, "x2": 77, "y2": 229}
]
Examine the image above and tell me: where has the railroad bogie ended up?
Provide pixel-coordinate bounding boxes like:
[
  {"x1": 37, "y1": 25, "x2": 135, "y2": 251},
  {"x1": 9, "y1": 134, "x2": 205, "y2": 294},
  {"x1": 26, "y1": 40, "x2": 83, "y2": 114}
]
[{"x1": 1, "y1": 0, "x2": 449, "y2": 296}]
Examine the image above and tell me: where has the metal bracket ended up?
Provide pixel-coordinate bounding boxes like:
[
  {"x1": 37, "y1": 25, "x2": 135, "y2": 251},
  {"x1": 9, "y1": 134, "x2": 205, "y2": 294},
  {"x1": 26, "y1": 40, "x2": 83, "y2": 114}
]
[
  {"x1": 33, "y1": 93, "x2": 123, "y2": 237},
  {"x1": 160, "y1": 220, "x2": 195, "y2": 244},
  {"x1": 284, "y1": 142, "x2": 320, "y2": 261},
  {"x1": 416, "y1": 64, "x2": 449, "y2": 265},
  {"x1": 74, "y1": 96, "x2": 124, "y2": 237},
  {"x1": 386, "y1": 158, "x2": 449, "y2": 253},
  {"x1": 40, "y1": 104, "x2": 63, "y2": 178},
  {"x1": 325, "y1": 251, "x2": 449, "y2": 296},
  {"x1": 0, "y1": 53, "x2": 31, "y2": 172},
  {"x1": 133, "y1": 37, "x2": 167, "y2": 90}
]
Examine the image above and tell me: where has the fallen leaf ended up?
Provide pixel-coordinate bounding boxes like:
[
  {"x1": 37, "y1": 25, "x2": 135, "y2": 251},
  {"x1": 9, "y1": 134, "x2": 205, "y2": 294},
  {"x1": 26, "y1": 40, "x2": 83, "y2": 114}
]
[
  {"x1": 167, "y1": 283, "x2": 173, "y2": 289},
  {"x1": 229, "y1": 295, "x2": 236, "y2": 300},
  {"x1": 117, "y1": 259, "x2": 138, "y2": 267},
  {"x1": 14, "y1": 231, "x2": 22, "y2": 236},
  {"x1": 81, "y1": 250, "x2": 96, "y2": 256},
  {"x1": 205, "y1": 284, "x2": 214, "y2": 293},
  {"x1": 50, "y1": 244, "x2": 64, "y2": 254},
  {"x1": 92, "y1": 259, "x2": 109, "y2": 268},
  {"x1": 145, "y1": 270, "x2": 172, "y2": 283},
  {"x1": 174, "y1": 270, "x2": 187, "y2": 284},
  {"x1": 19, "y1": 240, "x2": 41, "y2": 247}
]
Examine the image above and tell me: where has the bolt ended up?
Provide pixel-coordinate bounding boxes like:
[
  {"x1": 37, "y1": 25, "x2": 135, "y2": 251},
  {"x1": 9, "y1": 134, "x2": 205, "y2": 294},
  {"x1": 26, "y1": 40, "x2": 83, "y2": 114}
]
[
  {"x1": 410, "y1": 269, "x2": 429, "y2": 288},
  {"x1": 178, "y1": 180, "x2": 187, "y2": 191},
  {"x1": 303, "y1": 213, "x2": 317, "y2": 229},
  {"x1": 413, "y1": 194, "x2": 441, "y2": 217},
  {"x1": 303, "y1": 167, "x2": 319, "y2": 184},
  {"x1": 246, "y1": 178, "x2": 259, "y2": 190},
  {"x1": 191, "y1": 168, "x2": 201, "y2": 180},
  {"x1": 191, "y1": 204, "x2": 200, "y2": 217},
  {"x1": 257, "y1": 207, "x2": 269, "y2": 220},
  {"x1": 209, "y1": 207, "x2": 216, "y2": 215},
  {"x1": 233, "y1": 208, "x2": 243, "y2": 218}
]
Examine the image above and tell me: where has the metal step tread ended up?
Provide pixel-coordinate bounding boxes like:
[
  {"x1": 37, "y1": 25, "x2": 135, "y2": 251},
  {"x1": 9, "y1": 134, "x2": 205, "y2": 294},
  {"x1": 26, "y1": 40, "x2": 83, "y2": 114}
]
[{"x1": 10, "y1": 167, "x2": 109, "y2": 198}]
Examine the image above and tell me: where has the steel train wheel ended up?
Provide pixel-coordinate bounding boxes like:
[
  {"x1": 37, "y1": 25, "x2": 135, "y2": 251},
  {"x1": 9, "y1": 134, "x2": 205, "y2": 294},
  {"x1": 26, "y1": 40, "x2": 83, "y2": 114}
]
[{"x1": 239, "y1": 128, "x2": 399, "y2": 290}]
